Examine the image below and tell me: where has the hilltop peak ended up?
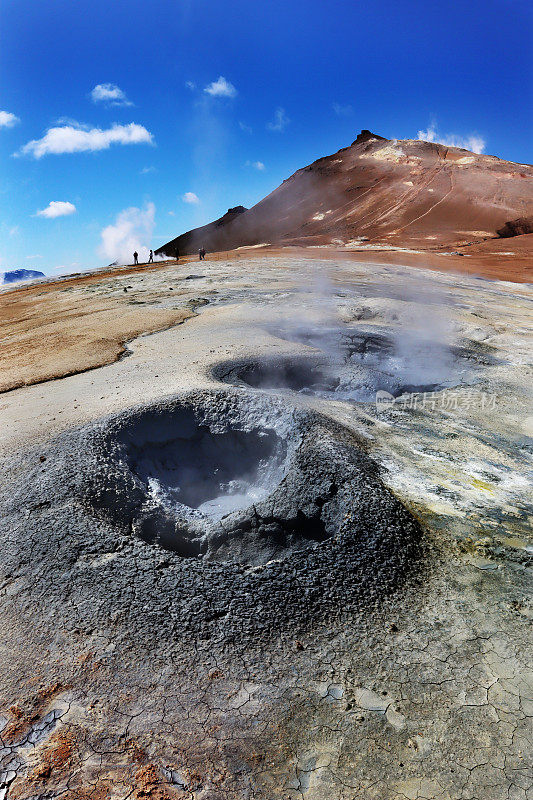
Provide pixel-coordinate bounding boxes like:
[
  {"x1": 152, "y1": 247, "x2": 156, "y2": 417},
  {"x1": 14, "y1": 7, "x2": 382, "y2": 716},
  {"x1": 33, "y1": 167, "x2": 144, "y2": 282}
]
[{"x1": 351, "y1": 130, "x2": 387, "y2": 146}]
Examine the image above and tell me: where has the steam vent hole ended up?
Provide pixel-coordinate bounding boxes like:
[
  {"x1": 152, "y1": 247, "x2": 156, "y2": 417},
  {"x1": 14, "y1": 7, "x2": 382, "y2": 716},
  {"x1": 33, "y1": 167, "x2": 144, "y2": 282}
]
[
  {"x1": 87, "y1": 396, "x2": 423, "y2": 572},
  {"x1": 126, "y1": 420, "x2": 284, "y2": 517},
  {"x1": 214, "y1": 326, "x2": 487, "y2": 401}
]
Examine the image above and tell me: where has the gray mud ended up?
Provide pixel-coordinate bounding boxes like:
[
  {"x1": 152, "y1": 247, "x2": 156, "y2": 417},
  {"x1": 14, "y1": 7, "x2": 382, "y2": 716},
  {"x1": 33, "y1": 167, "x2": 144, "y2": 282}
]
[{"x1": 0, "y1": 390, "x2": 427, "y2": 653}]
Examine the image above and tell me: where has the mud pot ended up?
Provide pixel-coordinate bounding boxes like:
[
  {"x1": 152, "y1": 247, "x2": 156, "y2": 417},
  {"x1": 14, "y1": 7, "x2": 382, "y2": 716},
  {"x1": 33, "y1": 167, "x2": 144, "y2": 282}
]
[
  {"x1": 215, "y1": 326, "x2": 495, "y2": 402},
  {"x1": 83, "y1": 391, "x2": 425, "y2": 571}
]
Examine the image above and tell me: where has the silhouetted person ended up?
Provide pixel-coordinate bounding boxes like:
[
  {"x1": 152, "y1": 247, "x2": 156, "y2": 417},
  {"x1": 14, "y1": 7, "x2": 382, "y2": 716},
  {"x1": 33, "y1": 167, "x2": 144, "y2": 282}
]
[
  {"x1": 148, "y1": 249, "x2": 154, "y2": 263},
  {"x1": 175, "y1": 247, "x2": 180, "y2": 262},
  {"x1": 198, "y1": 247, "x2": 206, "y2": 261},
  {"x1": 133, "y1": 251, "x2": 138, "y2": 265}
]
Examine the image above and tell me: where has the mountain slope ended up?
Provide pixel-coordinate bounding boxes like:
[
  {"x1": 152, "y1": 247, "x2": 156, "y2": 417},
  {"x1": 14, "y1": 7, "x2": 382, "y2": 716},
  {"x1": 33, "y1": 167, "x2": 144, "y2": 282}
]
[
  {"x1": 156, "y1": 131, "x2": 533, "y2": 256},
  {"x1": 160, "y1": 206, "x2": 247, "y2": 258}
]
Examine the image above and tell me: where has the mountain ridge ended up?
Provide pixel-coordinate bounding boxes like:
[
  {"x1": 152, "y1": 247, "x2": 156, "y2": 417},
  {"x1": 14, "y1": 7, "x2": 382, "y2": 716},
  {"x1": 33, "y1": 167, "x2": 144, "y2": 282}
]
[{"x1": 156, "y1": 131, "x2": 533, "y2": 258}]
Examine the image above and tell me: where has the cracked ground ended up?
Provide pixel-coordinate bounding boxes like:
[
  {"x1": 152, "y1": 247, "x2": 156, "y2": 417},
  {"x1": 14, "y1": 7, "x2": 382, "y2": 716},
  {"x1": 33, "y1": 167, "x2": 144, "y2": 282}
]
[{"x1": 0, "y1": 255, "x2": 531, "y2": 799}]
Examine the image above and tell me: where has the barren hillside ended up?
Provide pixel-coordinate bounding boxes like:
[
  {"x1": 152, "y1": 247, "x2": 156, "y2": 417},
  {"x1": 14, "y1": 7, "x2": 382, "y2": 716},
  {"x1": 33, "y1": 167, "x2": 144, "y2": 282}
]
[{"x1": 157, "y1": 130, "x2": 533, "y2": 256}]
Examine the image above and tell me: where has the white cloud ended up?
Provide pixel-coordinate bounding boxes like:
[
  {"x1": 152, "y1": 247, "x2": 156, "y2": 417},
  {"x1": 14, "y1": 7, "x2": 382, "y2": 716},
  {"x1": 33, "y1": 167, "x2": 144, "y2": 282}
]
[
  {"x1": 98, "y1": 202, "x2": 155, "y2": 265},
  {"x1": 182, "y1": 191, "x2": 200, "y2": 204},
  {"x1": 0, "y1": 111, "x2": 20, "y2": 128},
  {"x1": 26, "y1": 254, "x2": 42, "y2": 259},
  {"x1": 239, "y1": 121, "x2": 252, "y2": 134},
  {"x1": 54, "y1": 116, "x2": 83, "y2": 127},
  {"x1": 17, "y1": 122, "x2": 153, "y2": 158},
  {"x1": 204, "y1": 76, "x2": 237, "y2": 98},
  {"x1": 185, "y1": 81, "x2": 196, "y2": 91},
  {"x1": 91, "y1": 83, "x2": 133, "y2": 107},
  {"x1": 140, "y1": 165, "x2": 156, "y2": 174},
  {"x1": 245, "y1": 160, "x2": 265, "y2": 171},
  {"x1": 417, "y1": 123, "x2": 486, "y2": 154},
  {"x1": 332, "y1": 102, "x2": 353, "y2": 116},
  {"x1": 36, "y1": 201, "x2": 77, "y2": 219},
  {"x1": 267, "y1": 107, "x2": 289, "y2": 132}
]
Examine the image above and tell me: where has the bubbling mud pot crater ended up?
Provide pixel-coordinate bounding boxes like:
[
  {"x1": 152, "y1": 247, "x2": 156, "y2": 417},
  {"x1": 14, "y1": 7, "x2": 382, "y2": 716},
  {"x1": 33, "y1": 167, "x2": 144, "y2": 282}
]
[
  {"x1": 215, "y1": 326, "x2": 495, "y2": 402},
  {"x1": 126, "y1": 420, "x2": 284, "y2": 519},
  {"x1": 0, "y1": 389, "x2": 429, "y2": 643},
  {"x1": 85, "y1": 391, "x2": 425, "y2": 576}
]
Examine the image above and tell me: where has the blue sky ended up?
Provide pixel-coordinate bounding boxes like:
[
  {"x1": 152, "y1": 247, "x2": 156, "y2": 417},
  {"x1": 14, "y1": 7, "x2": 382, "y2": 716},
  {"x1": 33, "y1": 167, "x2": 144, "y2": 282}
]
[{"x1": 1, "y1": 0, "x2": 531, "y2": 274}]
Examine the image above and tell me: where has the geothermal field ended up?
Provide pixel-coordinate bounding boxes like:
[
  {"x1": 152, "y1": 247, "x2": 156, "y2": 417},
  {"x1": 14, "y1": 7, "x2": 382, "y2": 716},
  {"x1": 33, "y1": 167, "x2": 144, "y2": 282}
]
[
  {"x1": 0, "y1": 251, "x2": 531, "y2": 799},
  {"x1": 0, "y1": 135, "x2": 532, "y2": 799}
]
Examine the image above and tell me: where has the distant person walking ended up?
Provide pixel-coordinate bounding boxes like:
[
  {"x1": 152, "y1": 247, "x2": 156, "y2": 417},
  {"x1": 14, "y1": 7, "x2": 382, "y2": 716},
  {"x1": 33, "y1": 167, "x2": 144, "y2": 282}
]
[
  {"x1": 198, "y1": 247, "x2": 206, "y2": 261},
  {"x1": 148, "y1": 249, "x2": 154, "y2": 263},
  {"x1": 175, "y1": 247, "x2": 180, "y2": 262},
  {"x1": 133, "y1": 251, "x2": 138, "y2": 265}
]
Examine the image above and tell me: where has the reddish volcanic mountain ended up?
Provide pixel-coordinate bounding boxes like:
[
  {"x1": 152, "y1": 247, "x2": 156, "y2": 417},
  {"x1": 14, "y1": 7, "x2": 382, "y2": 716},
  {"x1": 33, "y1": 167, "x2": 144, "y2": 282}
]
[{"x1": 156, "y1": 131, "x2": 533, "y2": 257}]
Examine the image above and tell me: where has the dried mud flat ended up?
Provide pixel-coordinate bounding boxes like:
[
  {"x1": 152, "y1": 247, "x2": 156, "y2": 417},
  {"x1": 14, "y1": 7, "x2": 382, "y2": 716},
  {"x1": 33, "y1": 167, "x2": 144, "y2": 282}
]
[{"x1": 0, "y1": 255, "x2": 531, "y2": 799}]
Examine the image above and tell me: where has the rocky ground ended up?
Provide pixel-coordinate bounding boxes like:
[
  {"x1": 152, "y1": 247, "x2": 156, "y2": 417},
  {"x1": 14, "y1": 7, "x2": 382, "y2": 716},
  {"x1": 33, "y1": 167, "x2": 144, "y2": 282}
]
[{"x1": 0, "y1": 255, "x2": 531, "y2": 799}]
